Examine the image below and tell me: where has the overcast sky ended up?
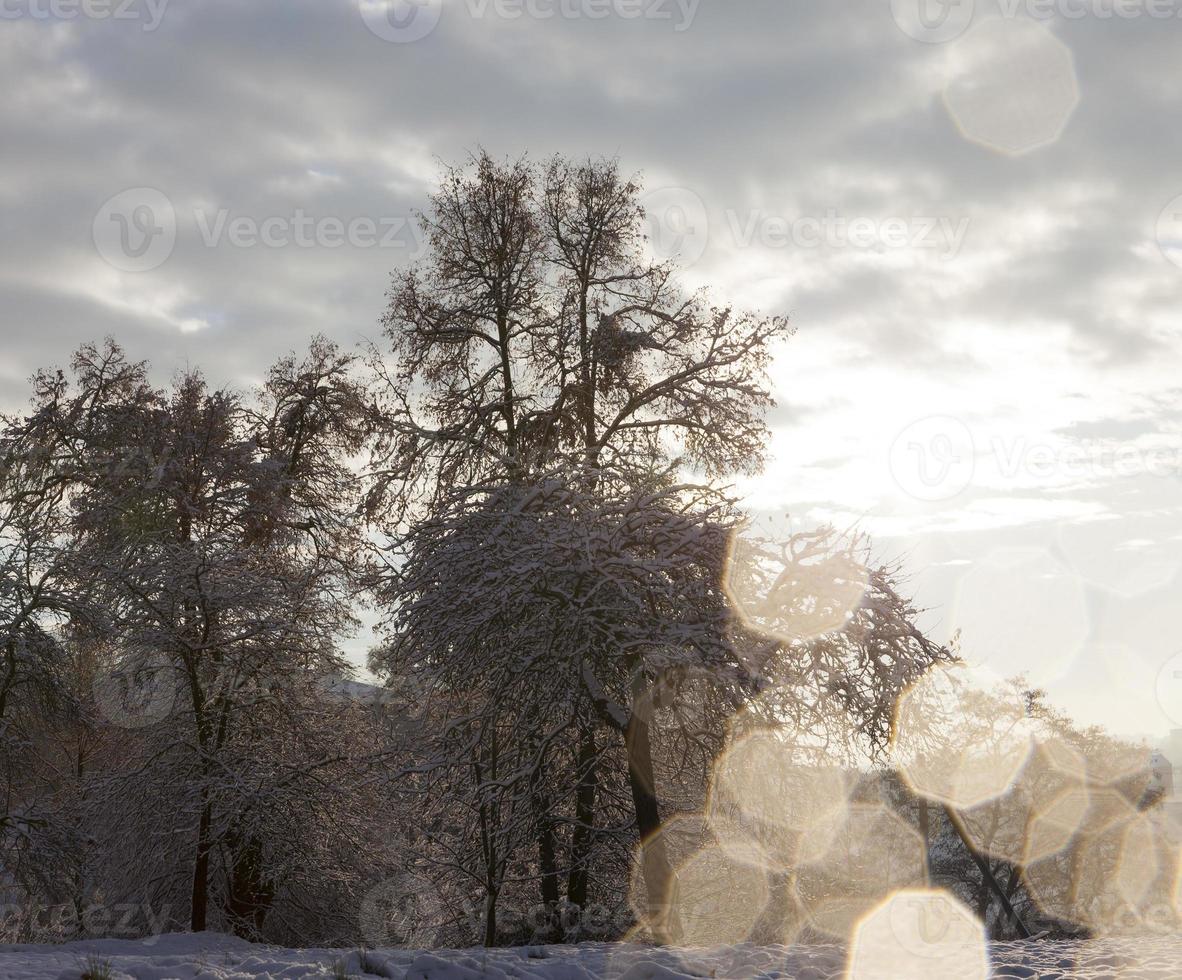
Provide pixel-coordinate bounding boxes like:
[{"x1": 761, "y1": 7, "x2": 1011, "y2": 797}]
[{"x1": 3, "y1": 0, "x2": 1182, "y2": 739}]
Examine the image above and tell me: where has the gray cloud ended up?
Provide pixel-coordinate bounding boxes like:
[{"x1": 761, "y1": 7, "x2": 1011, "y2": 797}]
[{"x1": 4, "y1": 0, "x2": 1182, "y2": 732}]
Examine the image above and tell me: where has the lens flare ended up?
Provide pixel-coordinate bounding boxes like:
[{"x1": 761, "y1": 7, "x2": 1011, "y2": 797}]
[
  {"x1": 628, "y1": 813, "x2": 719, "y2": 934},
  {"x1": 960, "y1": 734, "x2": 1090, "y2": 865},
  {"x1": 847, "y1": 889, "x2": 989, "y2": 980},
  {"x1": 723, "y1": 530, "x2": 869, "y2": 647},
  {"x1": 891, "y1": 665, "x2": 1036, "y2": 810},
  {"x1": 795, "y1": 803, "x2": 928, "y2": 942},
  {"x1": 665, "y1": 843, "x2": 772, "y2": 947},
  {"x1": 1024, "y1": 784, "x2": 1093, "y2": 866},
  {"x1": 707, "y1": 729, "x2": 852, "y2": 869},
  {"x1": 1023, "y1": 788, "x2": 1147, "y2": 933}
]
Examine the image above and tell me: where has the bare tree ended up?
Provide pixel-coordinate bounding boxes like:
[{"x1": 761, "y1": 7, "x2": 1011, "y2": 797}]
[
  {"x1": 365, "y1": 151, "x2": 789, "y2": 519},
  {"x1": 364, "y1": 151, "x2": 789, "y2": 934}
]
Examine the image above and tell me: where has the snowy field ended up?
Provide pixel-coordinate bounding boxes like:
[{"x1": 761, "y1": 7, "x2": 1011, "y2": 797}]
[{"x1": 3, "y1": 934, "x2": 1182, "y2": 980}]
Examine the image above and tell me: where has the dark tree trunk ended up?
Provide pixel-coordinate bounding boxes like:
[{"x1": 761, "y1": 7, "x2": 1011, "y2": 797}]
[
  {"x1": 917, "y1": 796, "x2": 931, "y2": 880},
  {"x1": 944, "y1": 805, "x2": 1031, "y2": 938},
  {"x1": 224, "y1": 832, "x2": 275, "y2": 940},
  {"x1": 483, "y1": 890, "x2": 498, "y2": 948},
  {"x1": 535, "y1": 781, "x2": 561, "y2": 940},
  {"x1": 566, "y1": 723, "x2": 598, "y2": 912},
  {"x1": 190, "y1": 793, "x2": 213, "y2": 932},
  {"x1": 537, "y1": 811, "x2": 560, "y2": 906},
  {"x1": 624, "y1": 680, "x2": 674, "y2": 943},
  {"x1": 475, "y1": 730, "x2": 501, "y2": 947}
]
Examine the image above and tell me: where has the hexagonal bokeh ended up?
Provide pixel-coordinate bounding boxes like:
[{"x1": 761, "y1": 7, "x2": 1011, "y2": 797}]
[
  {"x1": 1037, "y1": 735, "x2": 1091, "y2": 784},
  {"x1": 943, "y1": 18, "x2": 1079, "y2": 156},
  {"x1": 1023, "y1": 784, "x2": 1092, "y2": 866},
  {"x1": 1155, "y1": 652, "x2": 1182, "y2": 730},
  {"x1": 707, "y1": 729, "x2": 851, "y2": 869},
  {"x1": 1022, "y1": 788, "x2": 1144, "y2": 931},
  {"x1": 1070, "y1": 811, "x2": 1179, "y2": 936},
  {"x1": 1114, "y1": 815, "x2": 1163, "y2": 911},
  {"x1": 1158, "y1": 192, "x2": 1182, "y2": 271},
  {"x1": 794, "y1": 804, "x2": 928, "y2": 942},
  {"x1": 1083, "y1": 738, "x2": 1156, "y2": 802},
  {"x1": 629, "y1": 814, "x2": 730, "y2": 934},
  {"x1": 950, "y1": 547, "x2": 1088, "y2": 685},
  {"x1": 664, "y1": 843, "x2": 771, "y2": 948},
  {"x1": 759, "y1": 880, "x2": 811, "y2": 948},
  {"x1": 722, "y1": 530, "x2": 869, "y2": 646},
  {"x1": 891, "y1": 665, "x2": 1036, "y2": 810},
  {"x1": 960, "y1": 735, "x2": 1089, "y2": 865},
  {"x1": 727, "y1": 681, "x2": 860, "y2": 757},
  {"x1": 847, "y1": 889, "x2": 989, "y2": 980},
  {"x1": 1057, "y1": 517, "x2": 1180, "y2": 600}
]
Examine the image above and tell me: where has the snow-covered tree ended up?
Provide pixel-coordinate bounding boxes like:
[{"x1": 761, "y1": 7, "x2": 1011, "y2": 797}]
[
  {"x1": 3, "y1": 339, "x2": 379, "y2": 937},
  {"x1": 365, "y1": 153, "x2": 958, "y2": 944}
]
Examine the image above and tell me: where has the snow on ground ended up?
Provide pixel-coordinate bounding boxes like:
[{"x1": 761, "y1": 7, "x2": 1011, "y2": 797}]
[{"x1": 2, "y1": 933, "x2": 1182, "y2": 980}]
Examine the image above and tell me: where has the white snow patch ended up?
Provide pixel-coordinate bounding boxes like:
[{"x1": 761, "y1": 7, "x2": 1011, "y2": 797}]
[{"x1": 2, "y1": 933, "x2": 1181, "y2": 980}]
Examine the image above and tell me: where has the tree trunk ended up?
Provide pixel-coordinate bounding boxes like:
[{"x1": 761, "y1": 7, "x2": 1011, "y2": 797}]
[
  {"x1": 474, "y1": 729, "x2": 501, "y2": 947},
  {"x1": 483, "y1": 890, "x2": 498, "y2": 948},
  {"x1": 535, "y1": 780, "x2": 560, "y2": 940},
  {"x1": 917, "y1": 797, "x2": 930, "y2": 880},
  {"x1": 566, "y1": 723, "x2": 597, "y2": 912},
  {"x1": 224, "y1": 831, "x2": 275, "y2": 940},
  {"x1": 537, "y1": 812, "x2": 560, "y2": 906},
  {"x1": 976, "y1": 871, "x2": 991, "y2": 923},
  {"x1": 190, "y1": 793, "x2": 213, "y2": 932},
  {"x1": 943, "y1": 806, "x2": 1031, "y2": 938},
  {"x1": 624, "y1": 679, "x2": 674, "y2": 943}
]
